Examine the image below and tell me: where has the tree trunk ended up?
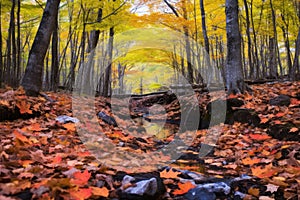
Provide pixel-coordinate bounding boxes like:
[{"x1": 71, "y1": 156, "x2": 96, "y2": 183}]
[
  {"x1": 225, "y1": 0, "x2": 246, "y2": 94},
  {"x1": 199, "y1": 0, "x2": 210, "y2": 84},
  {"x1": 50, "y1": 12, "x2": 59, "y2": 91},
  {"x1": 16, "y1": 0, "x2": 21, "y2": 85},
  {"x1": 243, "y1": 0, "x2": 253, "y2": 79},
  {"x1": 292, "y1": 28, "x2": 300, "y2": 80},
  {"x1": 0, "y1": 3, "x2": 3, "y2": 87},
  {"x1": 103, "y1": 27, "x2": 114, "y2": 97},
  {"x1": 11, "y1": 0, "x2": 17, "y2": 87},
  {"x1": 182, "y1": 0, "x2": 193, "y2": 84},
  {"x1": 21, "y1": 0, "x2": 60, "y2": 96}
]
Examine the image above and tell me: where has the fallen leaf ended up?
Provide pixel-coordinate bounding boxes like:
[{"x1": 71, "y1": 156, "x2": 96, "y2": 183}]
[
  {"x1": 248, "y1": 134, "x2": 271, "y2": 141},
  {"x1": 260, "y1": 117, "x2": 269, "y2": 124},
  {"x1": 265, "y1": 183, "x2": 279, "y2": 193},
  {"x1": 71, "y1": 170, "x2": 91, "y2": 186},
  {"x1": 173, "y1": 181, "x2": 196, "y2": 195},
  {"x1": 242, "y1": 157, "x2": 261, "y2": 165},
  {"x1": 251, "y1": 164, "x2": 279, "y2": 178},
  {"x1": 70, "y1": 188, "x2": 92, "y2": 200},
  {"x1": 275, "y1": 112, "x2": 285, "y2": 117},
  {"x1": 16, "y1": 100, "x2": 32, "y2": 114},
  {"x1": 91, "y1": 186, "x2": 109, "y2": 197},
  {"x1": 248, "y1": 187, "x2": 260, "y2": 197},
  {"x1": 63, "y1": 123, "x2": 76, "y2": 132},
  {"x1": 52, "y1": 156, "x2": 62, "y2": 165},
  {"x1": 289, "y1": 127, "x2": 298, "y2": 132},
  {"x1": 13, "y1": 129, "x2": 31, "y2": 144},
  {"x1": 160, "y1": 169, "x2": 181, "y2": 179}
]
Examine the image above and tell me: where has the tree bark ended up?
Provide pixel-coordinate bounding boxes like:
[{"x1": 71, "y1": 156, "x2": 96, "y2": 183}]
[
  {"x1": 292, "y1": 28, "x2": 300, "y2": 80},
  {"x1": 22, "y1": 0, "x2": 60, "y2": 96},
  {"x1": 103, "y1": 27, "x2": 114, "y2": 97},
  {"x1": 243, "y1": 0, "x2": 253, "y2": 78},
  {"x1": 0, "y1": 3, "x2": 3, "y2": 87},
  {"x1": 16, "y1": 0, "x2": 21, "y2": 85},
  {"x1": 50, "y1": 12, "x2": 59, "y2": 91},
  {"x1": 225, "y1": 0, "x2": 246, "y2": 94}
]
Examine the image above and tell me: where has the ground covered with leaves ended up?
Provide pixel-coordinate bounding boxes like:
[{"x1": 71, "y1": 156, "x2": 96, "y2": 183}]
[{"x1": 0, "y1": 81, "x2": 299, "y2": 200}]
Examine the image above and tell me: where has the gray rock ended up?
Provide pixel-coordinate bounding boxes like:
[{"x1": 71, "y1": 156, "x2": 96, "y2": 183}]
[
  {"x1": 269, "y1": 95, "x2": 291, "y2": 106},
  {"x1": 122, "y1": 176, "x2": 157, "y2": 196},
  {"x1": 55, "y1": 115, "x2": 79, "y2": 123}
]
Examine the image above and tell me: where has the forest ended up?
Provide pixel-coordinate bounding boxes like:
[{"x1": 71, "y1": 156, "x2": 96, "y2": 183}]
[{"x1": 0, "y1": 0, "x2": 299, "y2": 199}]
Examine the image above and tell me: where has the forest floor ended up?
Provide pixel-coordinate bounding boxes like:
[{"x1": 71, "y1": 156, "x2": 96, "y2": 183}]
[{"x1": 0, "y1": 81, "x2": 299, "y2": 200}]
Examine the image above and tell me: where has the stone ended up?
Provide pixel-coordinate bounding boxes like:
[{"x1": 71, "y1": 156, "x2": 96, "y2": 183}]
[{"x1": 269, "y1": 95, "x2": 291, "y2": 106}]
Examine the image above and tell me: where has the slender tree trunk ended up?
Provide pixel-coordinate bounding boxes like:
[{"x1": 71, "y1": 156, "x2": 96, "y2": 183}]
[
  {"x1": 182, "y1": 0, "x2": 193, "y2": 84},
  {"x1": 50, "y1": 12, "x2": 59, "y2": 91},
  {"x1": 16, "y1": 0, "x2": 21, "y2": 85},
  {"x1": 292, "y1": 28, "x2": 300, "y2": 79},
  {"x1": 11, "y1": 0, "x2": 17, "y2": 87},
  {"x1": 103, "y1": 27, "x2": 114, "y2": 97},
  {"x1": 21, "y1": 0, "x2": 61, "y2": 96},
  {"x1": 243, "y1": 0, "x2": 253, "y2": 78},
  {"x1": 199, "y1": 0, "x2": 210, "y2": 84},
  {"x1": 0, "y1": 3, "x2": 3, "y2": 87},
  {"x1": 225, "y1": 0, "x2": 246, "y2": 94}
]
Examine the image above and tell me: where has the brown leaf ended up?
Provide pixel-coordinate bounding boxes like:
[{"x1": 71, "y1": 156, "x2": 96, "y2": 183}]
[{"x1": 248, "y1": 187, "x2": 260, "y2": 197}]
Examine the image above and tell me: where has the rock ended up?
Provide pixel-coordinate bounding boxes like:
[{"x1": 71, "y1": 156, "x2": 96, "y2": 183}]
[
  {"x1": 97, "y1": 111, "x2": 117, "y2": 126},
  {"x1": 184, "y1": 188, "x2": 216, "y2": 200},
  {"x1": 227, "y1": 98, "x2": 244, "y2": 109},
  {"x1": 117, "y1": 172, "x2": 166, "y2": 200},
  {"x1": 232, "y1": 109, "x2": 260, "y2": 126},
  {"x1": 267, "y1": 124, "x2": 299, "y2": 141},
  {"x1": 55, "y1": 115, "x2": 79, "y2": 124},
  {"x1": 269, "y1": 95, "x2": 291, "y2": 106},
  {"x1": 124, "y1": 177, "x2": 157, "y2": 196},
  {"x1": 196, "y1": 182, "x2": 231, "y2": 195}
]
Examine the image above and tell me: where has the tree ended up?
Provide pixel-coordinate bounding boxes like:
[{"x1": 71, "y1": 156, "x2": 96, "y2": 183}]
[
  {"x1": 21, "y1": 0, "x2": 60, "y2": 96},
  {"x1": 225, "y1": 0, "x2": 246, "y2": 94}
]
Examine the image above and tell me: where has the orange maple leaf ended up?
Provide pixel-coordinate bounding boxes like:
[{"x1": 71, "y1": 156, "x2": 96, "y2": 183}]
[
  {"x1": 91, "y1": 186, "x2": 109, "y2": 197},
  {"x1": 248, "y1": 134, "x2": 271, "y2": 141},
  {"x1": 70, "y1": 188, "x2": 92, "y2": 200},
  {"x1": 71, "y1": 170, "x2": 91, "y2": 186},
  {"x1": 28, "y1": 123, "x2": 43, "y2": 131},
  {"x1": 251, "y1": 164, "x2": 279, "y2": 178},
  {"x1": 13, "y1": 129, "x2": 31, "y2": 144},
  {"x1": 63, "y1": 123, "x2": 76, "y2": 132},
  {"x1": 244, "y1": 92, "x2": 253, "y2": 100},
  {"x1": 242, "y1": 157, "x2": 261, "y2": 165},
  {"x1": 173, "y1": 181, "x2": 196, "y2": 195},
  {"x1": 16, "y1": 100, "x2": 32, "y2": 114},
  {"x1": 52, "y1": 156, "x2": 62, "y2": 165},
  {"x1": 160, "y1": 169, "x2": 181, "y2": 179},
  {"x1": 260, "y1": 117, "x2": 269, "y2": 124},
  {"x1": 275, "y1": 112, "x2": 285, "y2": 117},
  {"x1": 228, "y1": 93, "x2": 238, "y2": 99}
]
